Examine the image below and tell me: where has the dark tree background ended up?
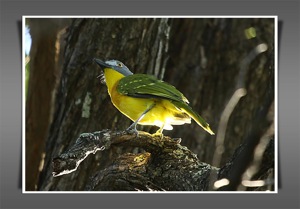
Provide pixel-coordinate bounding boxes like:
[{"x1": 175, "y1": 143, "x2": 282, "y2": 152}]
[{"x1": 25, "y1": 18, "x2": 275, "y2": 191}]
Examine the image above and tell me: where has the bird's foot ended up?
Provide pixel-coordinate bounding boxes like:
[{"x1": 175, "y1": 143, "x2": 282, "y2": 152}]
[
  {"x1": 172, "y1": 138, "x2": 182, "y2": 143},
  {"x1": 125, "y1": 126, "x2": 139, "y2": 137},
  {"x1": 152, "y1": 130, "x2": 164, "y2": 139}
]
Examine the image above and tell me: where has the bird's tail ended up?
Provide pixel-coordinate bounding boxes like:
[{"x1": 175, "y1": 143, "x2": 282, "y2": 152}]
[{"x1": 173, "y1": 101, "x2": 215, "y2": 135}]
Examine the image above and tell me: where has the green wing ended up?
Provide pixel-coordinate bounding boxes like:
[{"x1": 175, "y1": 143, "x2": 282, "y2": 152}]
[
  {"x1": 117, "y1": 74, "x2": 189, "y2": 103},
  {"x1": 117, "y1": 74, "x2": 215, "y2": 135}
]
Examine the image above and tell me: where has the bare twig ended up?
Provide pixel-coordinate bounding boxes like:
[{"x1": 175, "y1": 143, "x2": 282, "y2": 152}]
[{"x1": 212, "y1": 43, "x2": 269, "y2": 168}]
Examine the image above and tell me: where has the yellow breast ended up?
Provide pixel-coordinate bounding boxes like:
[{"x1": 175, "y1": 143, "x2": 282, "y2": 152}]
[{"x1": 104, "y1": 68, "x2": 191, "y2": 130}]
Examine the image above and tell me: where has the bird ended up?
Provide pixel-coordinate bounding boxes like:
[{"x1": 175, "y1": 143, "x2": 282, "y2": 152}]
[{"x1": 94, "y1": 58, "x2": 214, "y2": 136}]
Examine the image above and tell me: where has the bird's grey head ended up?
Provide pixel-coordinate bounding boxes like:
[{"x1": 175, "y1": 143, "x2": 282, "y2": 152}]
[{"x1": 94, "y1": 58, "x2": 133, "y2": 76}]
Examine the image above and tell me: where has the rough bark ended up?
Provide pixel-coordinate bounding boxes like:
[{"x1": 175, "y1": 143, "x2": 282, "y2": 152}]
[
  {"x1": 24, "y1": 18, "x2": 275, "y2": 191},
  {"x1": 37, "y1": 18, "x2": 173, "y2": 191},
  {"x1": 50, "y1": 130, "x2": 273, "y2": 191},
  {"x1": 52, "y1": 130, "x2": 218, "y2": 191}
]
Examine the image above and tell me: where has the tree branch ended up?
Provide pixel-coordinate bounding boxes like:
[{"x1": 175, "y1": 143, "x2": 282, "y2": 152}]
[
  {"x1": 52, "y1": 129, "x2": 274, "y2": 191},
  {"x1": 52, "y1": 130, "x2": 218, "y2": 191}
]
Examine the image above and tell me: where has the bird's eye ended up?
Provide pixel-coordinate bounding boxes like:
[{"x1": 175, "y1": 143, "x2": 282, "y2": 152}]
[{"x1": 117, "y1": 62, "x2": 123, "y2": 67}]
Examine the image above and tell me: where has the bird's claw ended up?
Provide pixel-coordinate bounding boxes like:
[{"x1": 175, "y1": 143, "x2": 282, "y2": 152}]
[
  {"x1": 172, "y1": 138, "x2": 182, "y2": 143},
  {"x1": 152, "y1": 131, "x2": 164, "y2": 139},
  {"x1": 125, "y1": 127, "x2": 139, "y2": 137}
]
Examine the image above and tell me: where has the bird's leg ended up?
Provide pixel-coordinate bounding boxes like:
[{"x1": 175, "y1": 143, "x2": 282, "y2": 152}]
[
  {"x1": 152, "y1": 124, "x2": 164, "y2": 139},
  {"x1": 126, "y1": 103, "x2": 156, "y2": 136}
]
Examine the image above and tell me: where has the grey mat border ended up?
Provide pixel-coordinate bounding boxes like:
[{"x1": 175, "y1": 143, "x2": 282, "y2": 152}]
[{"x1": 1, "y1": 0, "x2": 299, "y2": 209}]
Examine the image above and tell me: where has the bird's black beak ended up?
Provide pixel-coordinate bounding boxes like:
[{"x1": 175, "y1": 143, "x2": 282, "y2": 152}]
[{"x1": 93, "y1": 58, "x2": 111, "y2": 69}]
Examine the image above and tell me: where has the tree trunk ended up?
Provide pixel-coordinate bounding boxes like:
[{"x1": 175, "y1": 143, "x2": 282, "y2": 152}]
[
  {"x1": 25, "y1": 18, "x2": 275, "y2": 191},
  {"x1": 25, "y1": 18, "x2": 70, "y2": 190}
]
